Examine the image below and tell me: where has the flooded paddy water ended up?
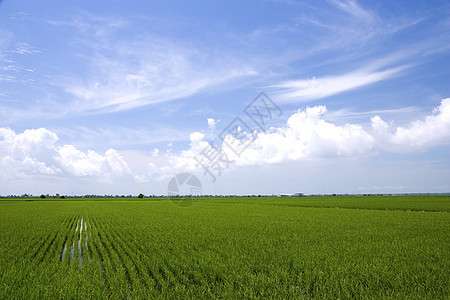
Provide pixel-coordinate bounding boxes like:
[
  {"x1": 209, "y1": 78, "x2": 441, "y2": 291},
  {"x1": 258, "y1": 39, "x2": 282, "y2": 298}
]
[{"x1": 62, "y1": 217, "x2": 92, "y2": 267}]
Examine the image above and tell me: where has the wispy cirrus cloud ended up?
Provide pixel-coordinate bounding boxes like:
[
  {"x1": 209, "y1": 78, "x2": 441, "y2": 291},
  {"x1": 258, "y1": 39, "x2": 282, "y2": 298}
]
[
  {"x1": 0, "y1": 31, "x2": 38, "y2": 84},
  {"x1": 323, "y1": 106, "x2": 420, "y2": 122},
  {"x1": 49, "y1": 15, "x2": 257, "y2": 114},
  {"x1": 250, "y1": 0, "x2": 431, "y2": 81},
  {"x1": 330, "y1": 0, "x2": 375, "y2": 23},
  {"x1": 270, "y1": 61, "x2": 410, "y2": 103}
]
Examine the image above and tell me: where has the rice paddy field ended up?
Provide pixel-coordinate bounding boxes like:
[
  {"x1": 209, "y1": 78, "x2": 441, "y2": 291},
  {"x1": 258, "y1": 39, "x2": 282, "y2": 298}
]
[{"x1": 0, "y1": 195, "x2": 448, "y2": 299}]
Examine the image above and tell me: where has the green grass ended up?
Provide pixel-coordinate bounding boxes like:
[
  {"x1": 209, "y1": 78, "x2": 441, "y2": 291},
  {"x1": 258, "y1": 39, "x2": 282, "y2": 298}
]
[{"x1": 0, "y1": 196, "x2": 448, "y2": 298}]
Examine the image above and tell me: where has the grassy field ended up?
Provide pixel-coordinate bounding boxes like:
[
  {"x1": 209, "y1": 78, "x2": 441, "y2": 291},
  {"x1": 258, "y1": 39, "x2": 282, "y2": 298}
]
[{"x1": 0, "y1": 196, "x2": 448, "y2": 298}]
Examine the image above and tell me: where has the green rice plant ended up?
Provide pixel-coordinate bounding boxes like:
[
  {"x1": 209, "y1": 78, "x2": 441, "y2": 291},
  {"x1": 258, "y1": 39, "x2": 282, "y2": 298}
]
[{"x1": 0, "y1": 196, "x2": 448, "y2": 298}]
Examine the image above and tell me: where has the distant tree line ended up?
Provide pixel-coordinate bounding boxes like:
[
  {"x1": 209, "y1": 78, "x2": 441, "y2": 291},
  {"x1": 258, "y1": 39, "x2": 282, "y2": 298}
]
[{"x1": 0, "y1": 192, "x2": 443, "y2": 199}]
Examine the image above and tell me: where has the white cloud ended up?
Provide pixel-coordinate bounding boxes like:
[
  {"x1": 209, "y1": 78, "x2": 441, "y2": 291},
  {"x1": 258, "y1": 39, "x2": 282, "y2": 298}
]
[
  {"x1": 372, "y1": 98, "x2": 450, "y2": 151},
  {"x1": 225, "y1": 105, "x2": 375, "y2": 165},
  {"x1": 13, "y1": 42, "x2": 42, "y2": 55},
  {"x1": 4, "y1": 99, "x2": 447, "y2": 181},
  {"x1": 135, "y1": 131, "x2": 211, "y2": 182},
  {"x1": 0, "y1": 127, "x2": 131, "y2": 179},
  {"x1": 54, "y1": 16, "x2": 257, "y2": 114},
  {"x1": 56, "y1": 145, "x2": 130, "y2": 177},
  {"x1": 0, "y1": 128, "x2": 61, "y2": 178},
  {"x1": 138, "y1": 105, "x2": 377, "y2": 179},
  {"x1": 207, "y1": 118, "x2": 217, "y2": 141},
  {"x1": 207, "y1": 118, "x2": 216, "y2": 130},
  {"x1": 331, "y1": 0, "x2": 375, "y2": 23},
  {"x1": 271, "y1": 63, "x2": 408, "y2": 103},
  {"x1": 143, "y1": 98, "x2": 450, "y2": 178}
]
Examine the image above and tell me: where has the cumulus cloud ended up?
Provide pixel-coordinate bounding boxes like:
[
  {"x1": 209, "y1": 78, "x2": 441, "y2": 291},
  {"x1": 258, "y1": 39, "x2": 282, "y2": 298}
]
[
  {"x1": 0, "y1": 127, "x2": 131, "y2": 179},
  {"x1": 2, "y1": 99, "x2": 449, "y2": 181},
  {"x1": 56, "y1": 145, "x2": 130, "y2": 177},
  {"x1": 207, "y1": 118, "x2": 216, "y2": 130},
  {"x1": 143, "y1": 132, "x2": 210, "y2": 181},
  {"x1": 207, "y1": 118, "x2": 217, "y2": 141},
  {"x1": 371, "y1": 98, "x2": 450, "y2": 151},
  {"x1": 227, "y1": 105, "x2": 375, "y2": 165},
  {"x1": 144, "y1": 98, "x2": 450, "y2": 179},
  {"x1": 0, "y1": 128, "x2": 60, "y2": 177}
]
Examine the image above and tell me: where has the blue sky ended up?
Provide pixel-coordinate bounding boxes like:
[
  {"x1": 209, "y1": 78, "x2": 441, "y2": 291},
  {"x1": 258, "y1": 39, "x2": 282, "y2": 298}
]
[{"x1": 0, "y1": 0, "x2": 449, "y2": 195}]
